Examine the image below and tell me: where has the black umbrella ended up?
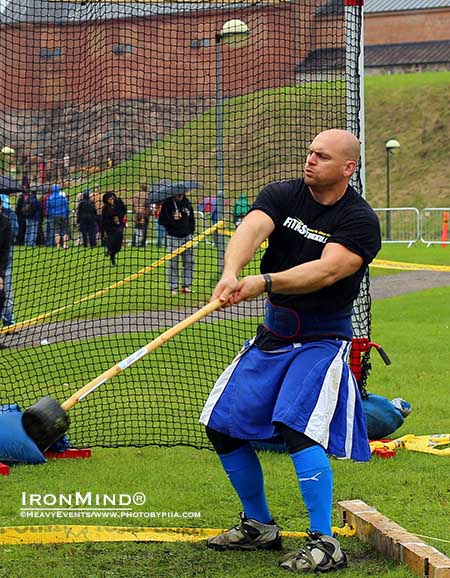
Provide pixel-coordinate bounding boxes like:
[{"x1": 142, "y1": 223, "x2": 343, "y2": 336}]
[
  {"x1": 147, "y1": 179, "x2": 200, "y2": 204},
  {"x1": 30, "y1": 183, "x2": 52, "y2": 194},
  {"x1": 0, "y1": 175, "x2": 22, "y2": 193}
]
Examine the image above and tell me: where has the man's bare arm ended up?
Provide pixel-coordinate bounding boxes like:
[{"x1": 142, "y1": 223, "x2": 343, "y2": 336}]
[
  {"x1": 212, "y1": 210, "x2": 274, "y2": 303},
  {"x1": 229, "y1": 242, "x2": 363, "y2": 304}
]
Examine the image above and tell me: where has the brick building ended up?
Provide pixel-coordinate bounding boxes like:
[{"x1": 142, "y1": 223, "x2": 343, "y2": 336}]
[
  {"x1": 0, "y1": 0, "x2": 318, "y2": 110},
  {"x1": 364, "y1": 0, "x2": 450, "y2": 73}
]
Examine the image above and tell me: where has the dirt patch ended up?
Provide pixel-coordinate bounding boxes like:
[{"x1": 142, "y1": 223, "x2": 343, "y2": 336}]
[
  {"x1": 3, "y1": 272, "x2": 450, "y2": 350},
  {"x1": 370, "y1": 271, "x2": 450, "y2": 300}
]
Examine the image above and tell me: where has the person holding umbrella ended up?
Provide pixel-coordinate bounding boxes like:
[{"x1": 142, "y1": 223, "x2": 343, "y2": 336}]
[{"x1": 159, "y1": 190, "x2": 195, "y2": 295}]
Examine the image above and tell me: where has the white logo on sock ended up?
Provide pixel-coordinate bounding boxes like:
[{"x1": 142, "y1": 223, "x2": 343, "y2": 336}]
[{"x1": 298, "y1": 472, "x2": 322, "y2": 482}]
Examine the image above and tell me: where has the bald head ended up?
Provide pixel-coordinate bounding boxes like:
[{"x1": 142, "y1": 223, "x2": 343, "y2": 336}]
[{"x1": 315, "y1": 129, "x2": 361, "y2": 163}]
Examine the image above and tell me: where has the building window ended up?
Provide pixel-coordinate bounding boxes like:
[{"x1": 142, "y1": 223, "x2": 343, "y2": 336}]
[
  {"x1": 191, "y1": 38, "x2": 211, "y2": 49},
  {"x1": 113, "y1": 44, "x2": 135, "y2": 55},
  {"x1": 40, "y1": 47, "x2": 62, "y2": 59}
]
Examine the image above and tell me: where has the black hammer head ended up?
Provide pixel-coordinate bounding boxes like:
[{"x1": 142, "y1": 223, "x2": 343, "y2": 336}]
[{"x1": 22, "y1": 396, "x2": 70, "y2": 452}]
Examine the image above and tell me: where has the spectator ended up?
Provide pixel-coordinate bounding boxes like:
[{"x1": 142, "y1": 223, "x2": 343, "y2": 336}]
[
  {"x1": 132, "y1": 183, "x2": 150, "y2": 247},
  {"x1": 0, "y1": 194, "x2": 9, "y2": 212},
  {"x1": 0, "y1": 199, "x2": 12, "y2": 328},
  {"x1": 101, "y1": 192, "x2": 123, "y2": 266},
  {"x1": 90, "y1": 186, "x2": 104, "y2": 245},
  {"x1": 114, "y1": 192, "x2": 127, "y2": 232},
  {"x1": 20, "y1": 190, "x2": 41, "y2": 247},
  {"x1": 63, "y1": 153, "x2": 70, "y2": 180},
  {"x1": 233, "y1": 193, "x2": 251, "y2": 227},
  {"x1": 15, "y1": 192, "x2": 26, "y2": 245},
  {"x1": 159, "y1": 192, "x2": 195, "y2": 295},
  {"x1": 0, "y1": 196, "x2": 17, "y2": 327},
  {"x1": 41, "y1": 186, "x2": 54, "y2": 247},
  {"x1": 76, "y1": 190, "x2": 97, "y2": 248},
  {"x1": 153, "y1": 203, "x2": 167, "y2": 249},
  {"x1": 46, "y1": 184, "x2": 70, "y2": 249}
]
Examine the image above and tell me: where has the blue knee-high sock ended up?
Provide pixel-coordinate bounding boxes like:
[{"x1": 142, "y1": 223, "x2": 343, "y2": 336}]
[
  {"x1": 218, "y1": 444, "x2": 272, "y2": 523},
  {"x1": 290, "y1": 445, "x2": 333, "y2": 536}
]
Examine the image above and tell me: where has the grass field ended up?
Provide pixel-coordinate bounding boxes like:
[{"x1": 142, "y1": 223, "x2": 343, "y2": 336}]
[
  {"x1": 1, "y1": 244, "x2": 450, "y2": 577},
  {"x1": 6, "y1": 226, "x2": 267, "y2": 325},
  {"x1": 376, "y1": 243, "x2": 450, "y2": 267},
  {"x1": 7, "y1": 234, "x2": 448, "y2": 330}
]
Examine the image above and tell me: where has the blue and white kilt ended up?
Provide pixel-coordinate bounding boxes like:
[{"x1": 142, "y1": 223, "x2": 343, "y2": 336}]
[{"x1": 200, "y1": 338, "x2": 371, "y2": 462}]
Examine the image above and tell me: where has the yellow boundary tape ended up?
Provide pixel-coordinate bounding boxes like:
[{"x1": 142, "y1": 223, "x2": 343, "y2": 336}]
[
  {"x1": 0, "y1": 524, "x2": 355, "y2": 545},
  {"x1": 0, "y1": 222, "x2": 224, "y2": 337},
  {"x1": 4, "y1": 229, "x2": 447, "y2": 338},
  {"x1": 371, "y1": 258, "x2": 450, "y2": 273}
]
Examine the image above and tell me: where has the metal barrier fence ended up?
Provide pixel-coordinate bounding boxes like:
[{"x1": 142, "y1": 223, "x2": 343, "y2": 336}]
[
  {"x1": 374, "y1": 207, "x2": 450, "y2": 246},
  {"x1": 374, "y1": 207, "x2": 420, "y2": 246},
  {"x1": 421, "y1": 208, "x2": 450, "y2": 246}
]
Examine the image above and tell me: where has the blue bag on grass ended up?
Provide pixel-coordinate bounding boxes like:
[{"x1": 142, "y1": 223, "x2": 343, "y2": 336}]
[
  {"x1": 362, "y1": 394, "x2": 412, "y2": 440},
  {"x1": 0, "y1": 404, "x2": 46, "y2": 464}
]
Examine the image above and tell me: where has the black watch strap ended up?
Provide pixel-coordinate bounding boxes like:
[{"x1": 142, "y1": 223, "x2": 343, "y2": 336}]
[{"x1": 263, "y1": 273, "x2": 272, "y2": 293}]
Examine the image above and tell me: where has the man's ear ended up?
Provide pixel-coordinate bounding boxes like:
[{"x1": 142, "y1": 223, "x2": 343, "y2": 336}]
[{"x1": 343, "y1": 160, "x2": 357, "y2": 178}]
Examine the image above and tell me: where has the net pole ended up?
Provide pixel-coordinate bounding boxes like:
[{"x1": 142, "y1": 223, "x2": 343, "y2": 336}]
[
  {"x1": 215, "y1": 34, "x2": 226, "y2": 273},
  {"x1": 344, "y1": 0, "x2": 365, "y2": 196},
  {"x1": 345, "y1": 1, "x2": 372, "y2": 392},
  {"x1": 358, "y1": 6, "x2": 366, "y2": 198}
]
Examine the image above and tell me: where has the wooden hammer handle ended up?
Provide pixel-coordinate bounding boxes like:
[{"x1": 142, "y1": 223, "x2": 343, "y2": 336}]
[{"x1": 61, "y1": 298, "x2": 223, "y2": 411}]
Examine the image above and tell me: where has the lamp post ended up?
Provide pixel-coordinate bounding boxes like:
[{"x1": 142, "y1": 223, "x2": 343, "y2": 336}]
[
  {"x1": 215, "y1": 19, "x2": 249, "y2": 270},
  {"x1": 385, "y1": 139, "x2": 400, "y2": 240}
]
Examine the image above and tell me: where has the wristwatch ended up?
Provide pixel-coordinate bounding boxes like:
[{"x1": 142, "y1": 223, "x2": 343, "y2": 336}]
[{"x1": 263, "y1": 273, "x2": 272, "y2": 293}]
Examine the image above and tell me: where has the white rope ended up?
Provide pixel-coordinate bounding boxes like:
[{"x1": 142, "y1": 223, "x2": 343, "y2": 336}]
[{"x1": 414, "y1": 533, "x2": 450, "y2": 545}]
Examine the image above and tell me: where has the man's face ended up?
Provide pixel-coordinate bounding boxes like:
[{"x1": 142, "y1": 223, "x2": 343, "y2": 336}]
[{"x1": 303, "y1": 133, "x2": 353, "y2": 189}]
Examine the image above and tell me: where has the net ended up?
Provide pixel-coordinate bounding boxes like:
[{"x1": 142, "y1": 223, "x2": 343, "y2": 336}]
[{"x1": 0, "y1": 0, "x2": 370, "y2": 449}]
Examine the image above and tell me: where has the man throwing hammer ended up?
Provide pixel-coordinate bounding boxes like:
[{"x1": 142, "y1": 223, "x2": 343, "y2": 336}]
[{"x1": 200, "y1": 129, "x2": 381, "y2": 573}]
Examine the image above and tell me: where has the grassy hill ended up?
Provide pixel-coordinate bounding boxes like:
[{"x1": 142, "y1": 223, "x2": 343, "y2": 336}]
[
  {"x1": 73, "y1": 72, "x2": 450, "y2": 212},
  {"x1": 364, "y1": 71, "x2": 450, "y2": 209},
  {"x1": 70, "y1": 83, "x2": 348, "y2": 205}
]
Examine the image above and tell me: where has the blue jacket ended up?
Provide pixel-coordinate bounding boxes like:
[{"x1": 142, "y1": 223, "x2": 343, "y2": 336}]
[
  {"x1": 20, "y1": 193, "x2": 41, "y2": 221},
  {"x1": 47, "y1": 187, "x2": 70, "y2": 218},
  {"x1": 3, "y1": 207, "x2": 18, "y2": 240}
]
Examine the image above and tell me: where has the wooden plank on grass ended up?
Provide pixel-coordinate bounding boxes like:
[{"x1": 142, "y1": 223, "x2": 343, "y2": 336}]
[{"x1": 337, "y1": 499, "x2": 450, "y2": 578}]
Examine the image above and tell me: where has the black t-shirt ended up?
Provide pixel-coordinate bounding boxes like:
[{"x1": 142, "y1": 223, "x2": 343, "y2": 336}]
[{"x1": 251, "y1": 179, "x2": 381, "y2": 314}]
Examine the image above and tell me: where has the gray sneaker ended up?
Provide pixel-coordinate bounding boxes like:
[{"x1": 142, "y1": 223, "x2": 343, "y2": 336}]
[
  {"x1": 279, "y1": 531, "x2": 347, "y2": 573},
  {"x1": 207, "y1": 512, "x2": 282, "y2": 551}
]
